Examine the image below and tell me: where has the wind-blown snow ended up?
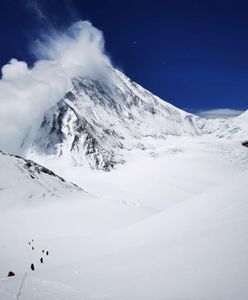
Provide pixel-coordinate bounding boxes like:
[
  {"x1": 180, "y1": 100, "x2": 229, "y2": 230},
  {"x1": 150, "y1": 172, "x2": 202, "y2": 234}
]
[
  {"x1": 34, "y1": 21, "x2": 112, "y2": 80},
  {"x1": 0, "y1": 59, "x2": 71, "y2": 154}
]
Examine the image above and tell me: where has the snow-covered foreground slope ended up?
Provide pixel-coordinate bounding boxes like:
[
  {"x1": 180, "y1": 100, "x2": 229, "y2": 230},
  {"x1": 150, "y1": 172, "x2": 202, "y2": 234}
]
[
  {"x1": 38, "y1": 167, "x2": 247, "y2": 300},
  {"x1": 0, "y1": 151, "x2": 153, "y2": 282},
  {"x1": 1, "y1": 136, "x2": 248, "y2": 299}
]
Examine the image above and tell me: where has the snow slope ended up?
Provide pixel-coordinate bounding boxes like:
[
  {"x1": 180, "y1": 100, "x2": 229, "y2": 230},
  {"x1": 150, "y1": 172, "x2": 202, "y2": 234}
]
[
  {"x1": 51, "y1": 168, "x2": 247, "y2": 300},
  {"x1": 0, "y1": 150, "x2": 153, "y2": 281},
  {"x1": 0, "y1": 150, "x2": 82, "y2": 209},
  {"x1": 1, "y1": 136, "x2": 248, "y2": 299},
  {"x1": 30, "y1": 168, "x2": 247, "y2": 300}
]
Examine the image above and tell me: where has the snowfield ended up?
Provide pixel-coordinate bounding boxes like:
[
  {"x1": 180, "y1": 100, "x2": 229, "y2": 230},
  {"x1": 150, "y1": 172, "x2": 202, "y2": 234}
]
[
  {"x1": 1, "y1": 134, "x2": 248, "y2": 300},
  {"x1": 0, "y1": 65, "x2": 248, "y2": 299}
]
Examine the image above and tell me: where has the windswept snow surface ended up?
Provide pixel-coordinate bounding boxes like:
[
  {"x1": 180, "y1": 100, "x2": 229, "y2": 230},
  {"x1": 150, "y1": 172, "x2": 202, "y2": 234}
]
[{"x1": 1, "y1": 135, "x2": 248, "y2": 299}]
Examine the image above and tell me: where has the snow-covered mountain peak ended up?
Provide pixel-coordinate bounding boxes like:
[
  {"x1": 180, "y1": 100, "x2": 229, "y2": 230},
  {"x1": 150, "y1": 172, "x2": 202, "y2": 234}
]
[{"x1": 29, "y1": 69, "x2": 200, "y2": 170}]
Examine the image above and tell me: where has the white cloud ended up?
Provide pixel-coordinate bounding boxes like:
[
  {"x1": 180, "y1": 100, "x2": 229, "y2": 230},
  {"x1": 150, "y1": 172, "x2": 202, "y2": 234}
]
[
  {"x1": 197, "y1": 108, "x2": 244, "y2": 119},
  {"x1": 0, "y1": 21, "x2": 112, "y2": 154},
  {"x1": 33, "y1": 21, "x2": 112, "y2": 80},
  {"x1": 2, "y1": 59, "x2": 29, "y2": 80},
  {"x1": 0, "y1": 59, "x2": 71, "y2": 153}
]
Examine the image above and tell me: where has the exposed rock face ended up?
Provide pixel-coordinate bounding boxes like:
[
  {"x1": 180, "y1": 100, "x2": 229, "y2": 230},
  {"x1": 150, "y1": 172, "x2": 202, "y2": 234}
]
[{"x1": 241, "y1": 140, "x2": 248, "y2": 147}]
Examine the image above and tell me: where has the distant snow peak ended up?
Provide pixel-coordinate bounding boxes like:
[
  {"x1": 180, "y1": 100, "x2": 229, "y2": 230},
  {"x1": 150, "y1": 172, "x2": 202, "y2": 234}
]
[{"x1": 197, "y1": 108, "x2": 244, "y2": 119}]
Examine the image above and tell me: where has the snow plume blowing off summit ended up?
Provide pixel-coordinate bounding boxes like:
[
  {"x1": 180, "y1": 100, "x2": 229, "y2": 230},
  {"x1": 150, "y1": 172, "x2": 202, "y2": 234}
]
[{"x1": 0, "y1": 21, "x2": 112, "y2": 154}]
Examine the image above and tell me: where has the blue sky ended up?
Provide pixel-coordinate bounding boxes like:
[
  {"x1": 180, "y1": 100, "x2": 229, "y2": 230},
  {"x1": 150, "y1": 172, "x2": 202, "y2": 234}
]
[{"x1": 0, "y1": 0, "x2": 247, "y2": 113}]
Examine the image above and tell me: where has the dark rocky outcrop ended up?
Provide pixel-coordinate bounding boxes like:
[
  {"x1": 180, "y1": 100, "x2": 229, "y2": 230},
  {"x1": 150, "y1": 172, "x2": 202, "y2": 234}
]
[{"x1": 241, "y1": 140, "x2": 248, "y2": 147}]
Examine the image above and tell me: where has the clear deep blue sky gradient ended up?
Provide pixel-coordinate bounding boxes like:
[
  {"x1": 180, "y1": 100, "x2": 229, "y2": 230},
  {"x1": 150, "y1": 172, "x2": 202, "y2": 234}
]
[{"x1": 0, "y1": 0, "x2": 248, "y2": 111}]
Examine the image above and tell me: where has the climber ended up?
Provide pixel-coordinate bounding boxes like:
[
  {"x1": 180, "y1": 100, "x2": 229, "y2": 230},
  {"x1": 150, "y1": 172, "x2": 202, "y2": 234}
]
[{"x1": 7, "y1": 271, "x2": 15, "y2": 277}]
